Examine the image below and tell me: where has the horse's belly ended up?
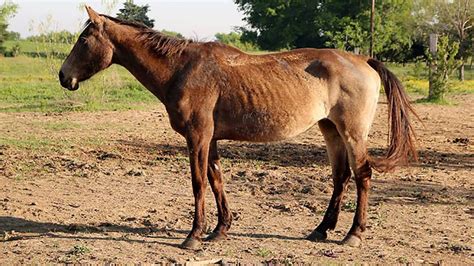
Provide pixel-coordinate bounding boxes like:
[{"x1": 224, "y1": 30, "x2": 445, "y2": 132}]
[{"x1": 216, "y1": 103, "x2": 327, "y2": 142}]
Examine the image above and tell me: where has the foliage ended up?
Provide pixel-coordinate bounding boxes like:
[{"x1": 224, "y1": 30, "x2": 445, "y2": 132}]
[
  {"x1": 160, "y1": 29, "x2": 184, "y2": 39},
  {"x1": 26, "y1": 31, "x2": 77, "y2": 44},
  {"x1": 426, "y1": 36, "x2": 462, "y2": 101},
  {"x1": 324, "y1": 17, "x2": 368, "y2": 52},
  {"x1": 215, "y1": 31, "x2": 259, "y2": 52},
  {"x1": 3, "y1": 41, "x2": 19, "y2": 57},
  {"x1": 5, "y1": 30, "x2": 19, "y2": 40},
  {"x1": 117, "y1": 0, "x2": 155, "y2": 28},
  {"x1": 4, "y1": 40, "x2": 72, "y2": 58},
  {"x1": 234, "y1": 0, "x2": 414, "y2": 60},
  {"x1": 0, "y1": 1, "x2": 18, "y2": 54},
  {"x1": 101, "y1": 0, "x2": 120, "y2": 15},
  {"x1": 413, "y1": 0, "x2": 473, "y2": 80},
  {"x1": 0, "y1": 1, "x2": 17, "y2": 25},
  {"x1": 235, "y1": 0, "x2": 329, "y2": 50}
]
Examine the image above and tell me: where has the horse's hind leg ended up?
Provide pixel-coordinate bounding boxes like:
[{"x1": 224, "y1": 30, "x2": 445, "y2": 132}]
[
  {"x1": 307, "y1": 119, "x2": 351, "y2": 241},
  {"x1": 337, "y1": 121, "x2": 373, "y2": 247},
  {"x1": 205, "y1": 140, "x2": 232, "y2": 241}
]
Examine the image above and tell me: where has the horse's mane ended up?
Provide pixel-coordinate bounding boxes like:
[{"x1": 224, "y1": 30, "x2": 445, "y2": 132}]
[{"x1": 84, "y1": 15, "x2": 192, "y2": 57}]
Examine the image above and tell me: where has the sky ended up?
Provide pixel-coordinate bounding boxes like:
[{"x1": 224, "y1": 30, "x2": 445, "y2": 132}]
[{"x1": 8, "y1": 0, "x2": 247, "y2": 40}]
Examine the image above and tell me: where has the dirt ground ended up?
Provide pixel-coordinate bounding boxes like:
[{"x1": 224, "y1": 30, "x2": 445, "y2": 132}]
[{"x1": 0, "y1": 94, "x2": 472, "y2": 264}]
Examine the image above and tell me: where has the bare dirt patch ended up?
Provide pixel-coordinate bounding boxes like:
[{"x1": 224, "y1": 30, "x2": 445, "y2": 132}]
[{"x1": 0, "y1": 95, "x2": 473, "y2": 264}]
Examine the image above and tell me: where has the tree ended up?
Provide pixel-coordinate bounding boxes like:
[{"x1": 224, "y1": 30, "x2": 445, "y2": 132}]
[
  {"x1": 116, "y1": 0, "x2": 155, "y2": 28},
  {"x1": 161, "y1": 29, "x2": 184, "y2": 39},
  {"x1": 427, "y1": 36, "x2": 462, "y2": 102},
  {"x1": 5, "y1": 30, "x2": 19, "y2": 40},
  {"x1": 27, "y1": 31, "x2": 77, "y2": 44},
  {"x1": 324, "y1": 18, "x2": 368, "y2": 52},
  {"x1": 234, "y1": 0, "x2": 415, "y2": 60},
  {"x1": 438, "y1": 0, "x2": 473, "y2": 81},
  {"x1": 0, "y1": 1, "x2": 18, "y2": 54},
  {"x1": 413, "y1": 0, "x2": 473, "y2": 80},
  {"x1": 215, "y1": 31, "x2": 259, "y2": 51}
]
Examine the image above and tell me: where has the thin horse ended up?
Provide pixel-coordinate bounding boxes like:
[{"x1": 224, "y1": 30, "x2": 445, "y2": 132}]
[{"x1": 59, "y1": 6, "x2": 417, "y2": 249}]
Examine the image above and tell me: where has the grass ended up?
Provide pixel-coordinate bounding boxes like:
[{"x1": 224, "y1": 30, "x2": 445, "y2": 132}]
[
  {"x1": 0, "y1": 136, "x2": 56, "y2": 150},
  {"x1": 342, "y1": 200, "x2": 357, "y2": 212},
  {"x1": 386, "y1": 62, "x2": 474, "y2": 96},
  {"x1": 0, "y1": 56, "x2": 158, "y2": 112},
  {"x1": 256, "y1": 247, "x2": 272, "y2": 258},
  {"x1": 68, "y1": 244, "x2": 91, "y2": 255},
  {"x1": 4, "y1": 40, "x2": 72, "y2": 53},
  {"x1": 4, "y1": 40, "x2": 72, "y2": 58}
]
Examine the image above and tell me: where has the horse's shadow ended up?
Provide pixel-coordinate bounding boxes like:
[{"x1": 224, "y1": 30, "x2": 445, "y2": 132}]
[
  {"x1": 0, "y1": 216, "x2": 309, "y2": 245},
  {"x1": 0, "y1": 216, "x2": 184, "y2": 247},
  {"x1": 118, "y1": 139, "x2": 473, "y2": 170}
]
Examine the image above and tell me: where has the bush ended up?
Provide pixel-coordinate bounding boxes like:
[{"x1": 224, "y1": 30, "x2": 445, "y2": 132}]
[
  {"x1": 426, "y1": 36, "x2": 462, "y2": 102},
  {"x1": 215, "y1": 32, "x2": 259, "y2": 52},
  {"x1": 10, "y1": 42, "x2": 20, "y2": 56}
]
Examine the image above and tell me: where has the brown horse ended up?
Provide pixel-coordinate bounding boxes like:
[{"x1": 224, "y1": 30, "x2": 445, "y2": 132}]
[{"x1": 59, "y1": 6, "x2": 417, "y2": 250}]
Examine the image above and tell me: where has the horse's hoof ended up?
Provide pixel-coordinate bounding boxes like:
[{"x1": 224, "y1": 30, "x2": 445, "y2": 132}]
[
  {"x1": 342, "y1": 234, "x2": 361, "y2": 247},
  {"x1": 306, "y1": 230, "x2": 327, "y2": 241},
  {"x1": 205, "y1": 231, "x2": 227, "y2": 242},
  {"x1": 180, "y1": 237, "x2": 202, "y2": 250}
]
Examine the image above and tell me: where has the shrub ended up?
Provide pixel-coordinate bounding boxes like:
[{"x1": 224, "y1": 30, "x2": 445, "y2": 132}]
[{"x1": 426, "y1": 36, "x2": 462, "y2": 102}]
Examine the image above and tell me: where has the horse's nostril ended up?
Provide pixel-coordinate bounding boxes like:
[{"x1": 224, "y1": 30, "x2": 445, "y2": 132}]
[{"x1": 59, "y1": 70, "x2": 65, "y2": 81}]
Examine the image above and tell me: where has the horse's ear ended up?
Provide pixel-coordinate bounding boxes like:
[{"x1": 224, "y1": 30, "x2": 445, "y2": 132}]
[{"x1": 85, "y1": 5, "x2": 104, "y2": 25}]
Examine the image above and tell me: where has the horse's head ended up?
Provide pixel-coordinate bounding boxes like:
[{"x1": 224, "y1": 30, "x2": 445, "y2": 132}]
[{"x1": 59, "y1": 6, "x2": 114, "y2": 91}]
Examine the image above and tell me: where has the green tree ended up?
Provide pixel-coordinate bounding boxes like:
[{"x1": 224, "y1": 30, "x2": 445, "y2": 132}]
[
  {"x1": 27, "y1": 30, "x2": 77, "y2": 44},
  {"x1": 161, "y1": 29, "x2": 184, "y2": 39},
  {"x1": 117, "y1": 0, "x2": 155, "y2": 28},
  {"x1": 427, "y1": 36, "x2": 462, "y2": 102},
  {"x1": 438, "y1": 0, "x2": 473, "y2": 81},
  {"x1": 235, "y1": 0, "x2": 415, "y2": 60},
  {"x1": 413, "y1": 0, "x2": 473, "y2": 80},
  {"x1": 215, "y1": 31, "x2": 259, "y2": 51},
  {"x1": 0, "y1": 1, "x2": 18, "y2": 54},
  {"x1": 324, "y1": 17, "x2": 369, "y2": 52}
]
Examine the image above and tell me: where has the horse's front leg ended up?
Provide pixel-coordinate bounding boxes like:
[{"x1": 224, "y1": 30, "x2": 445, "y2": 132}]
[
  {"x1": 205, "y1": 140, "x2": 232, "y2": 241},
  {"x1": 180, "y1": 121, "x2": 213, "y2": 250}
]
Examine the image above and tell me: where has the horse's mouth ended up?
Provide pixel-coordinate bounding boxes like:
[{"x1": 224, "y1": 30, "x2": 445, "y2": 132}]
[
  {"x1": 68, "y1": 80, "x2": 80, "y2": 91},
  {"x1": 60, "y1": 78, "x2": 80, "y2": 91}
]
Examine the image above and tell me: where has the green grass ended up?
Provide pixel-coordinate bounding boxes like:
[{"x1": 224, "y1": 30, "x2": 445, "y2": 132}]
[
  {"x1": 0, "y1": 136, "x2": 57, "y2": 150},
  {"x1": 256, "y1": 247, "x2": 272, "y2": 258},
  {"x1": 0, "y1": 56, "x2": 158, "y2": 112},
  {"x1": 68, "y1": 245, "x2": 91, "y2": 255},
  {"x1": 386, "y1": 62, "x2": 474, "y2": 95}
]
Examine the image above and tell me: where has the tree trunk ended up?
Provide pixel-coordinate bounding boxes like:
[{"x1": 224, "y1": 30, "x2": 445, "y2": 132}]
[{"x1": 459, "y1": 61, "x2": 465, "y2": 81}]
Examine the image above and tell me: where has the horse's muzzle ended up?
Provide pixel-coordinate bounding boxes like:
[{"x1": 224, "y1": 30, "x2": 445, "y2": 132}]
[{"x1": 59, "y1": 70, "x2": 79, "y2": 91}]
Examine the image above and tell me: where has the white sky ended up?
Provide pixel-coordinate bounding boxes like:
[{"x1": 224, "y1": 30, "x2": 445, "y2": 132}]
[{"x1": 8, "y1": 0, "x2": 247, "y2": 40}]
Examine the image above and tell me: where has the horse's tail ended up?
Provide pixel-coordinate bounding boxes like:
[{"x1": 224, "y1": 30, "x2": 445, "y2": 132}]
[{"x1": 367, "y1": 58, "x2": 418, "y2": 172}]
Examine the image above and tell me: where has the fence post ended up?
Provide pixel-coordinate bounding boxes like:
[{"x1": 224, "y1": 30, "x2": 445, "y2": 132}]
[
  {"x1": 370, "y1": 0, "x2": 375, "y2": 58},
  {"x1": 429, "y1": 34, "x2": 438, "y2": 99}
]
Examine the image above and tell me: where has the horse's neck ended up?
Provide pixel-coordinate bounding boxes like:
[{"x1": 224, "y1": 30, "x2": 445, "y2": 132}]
[{"x1": 112, "y1": 33, "x2": 180, "y2": 102}]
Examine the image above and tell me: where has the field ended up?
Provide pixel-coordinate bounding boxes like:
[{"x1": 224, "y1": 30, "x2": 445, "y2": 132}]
[
  {"x1": 0, "y1": 53, "x2": 473, "y2": 264},
  {"x1": 0, "y1": 56, "x2": 157, "y2": 112}
]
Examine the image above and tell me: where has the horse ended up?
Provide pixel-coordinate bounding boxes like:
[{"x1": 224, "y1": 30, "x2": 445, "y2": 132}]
[{"x1": 59, "y1": 6, "x2": 418, "y2": 250}]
